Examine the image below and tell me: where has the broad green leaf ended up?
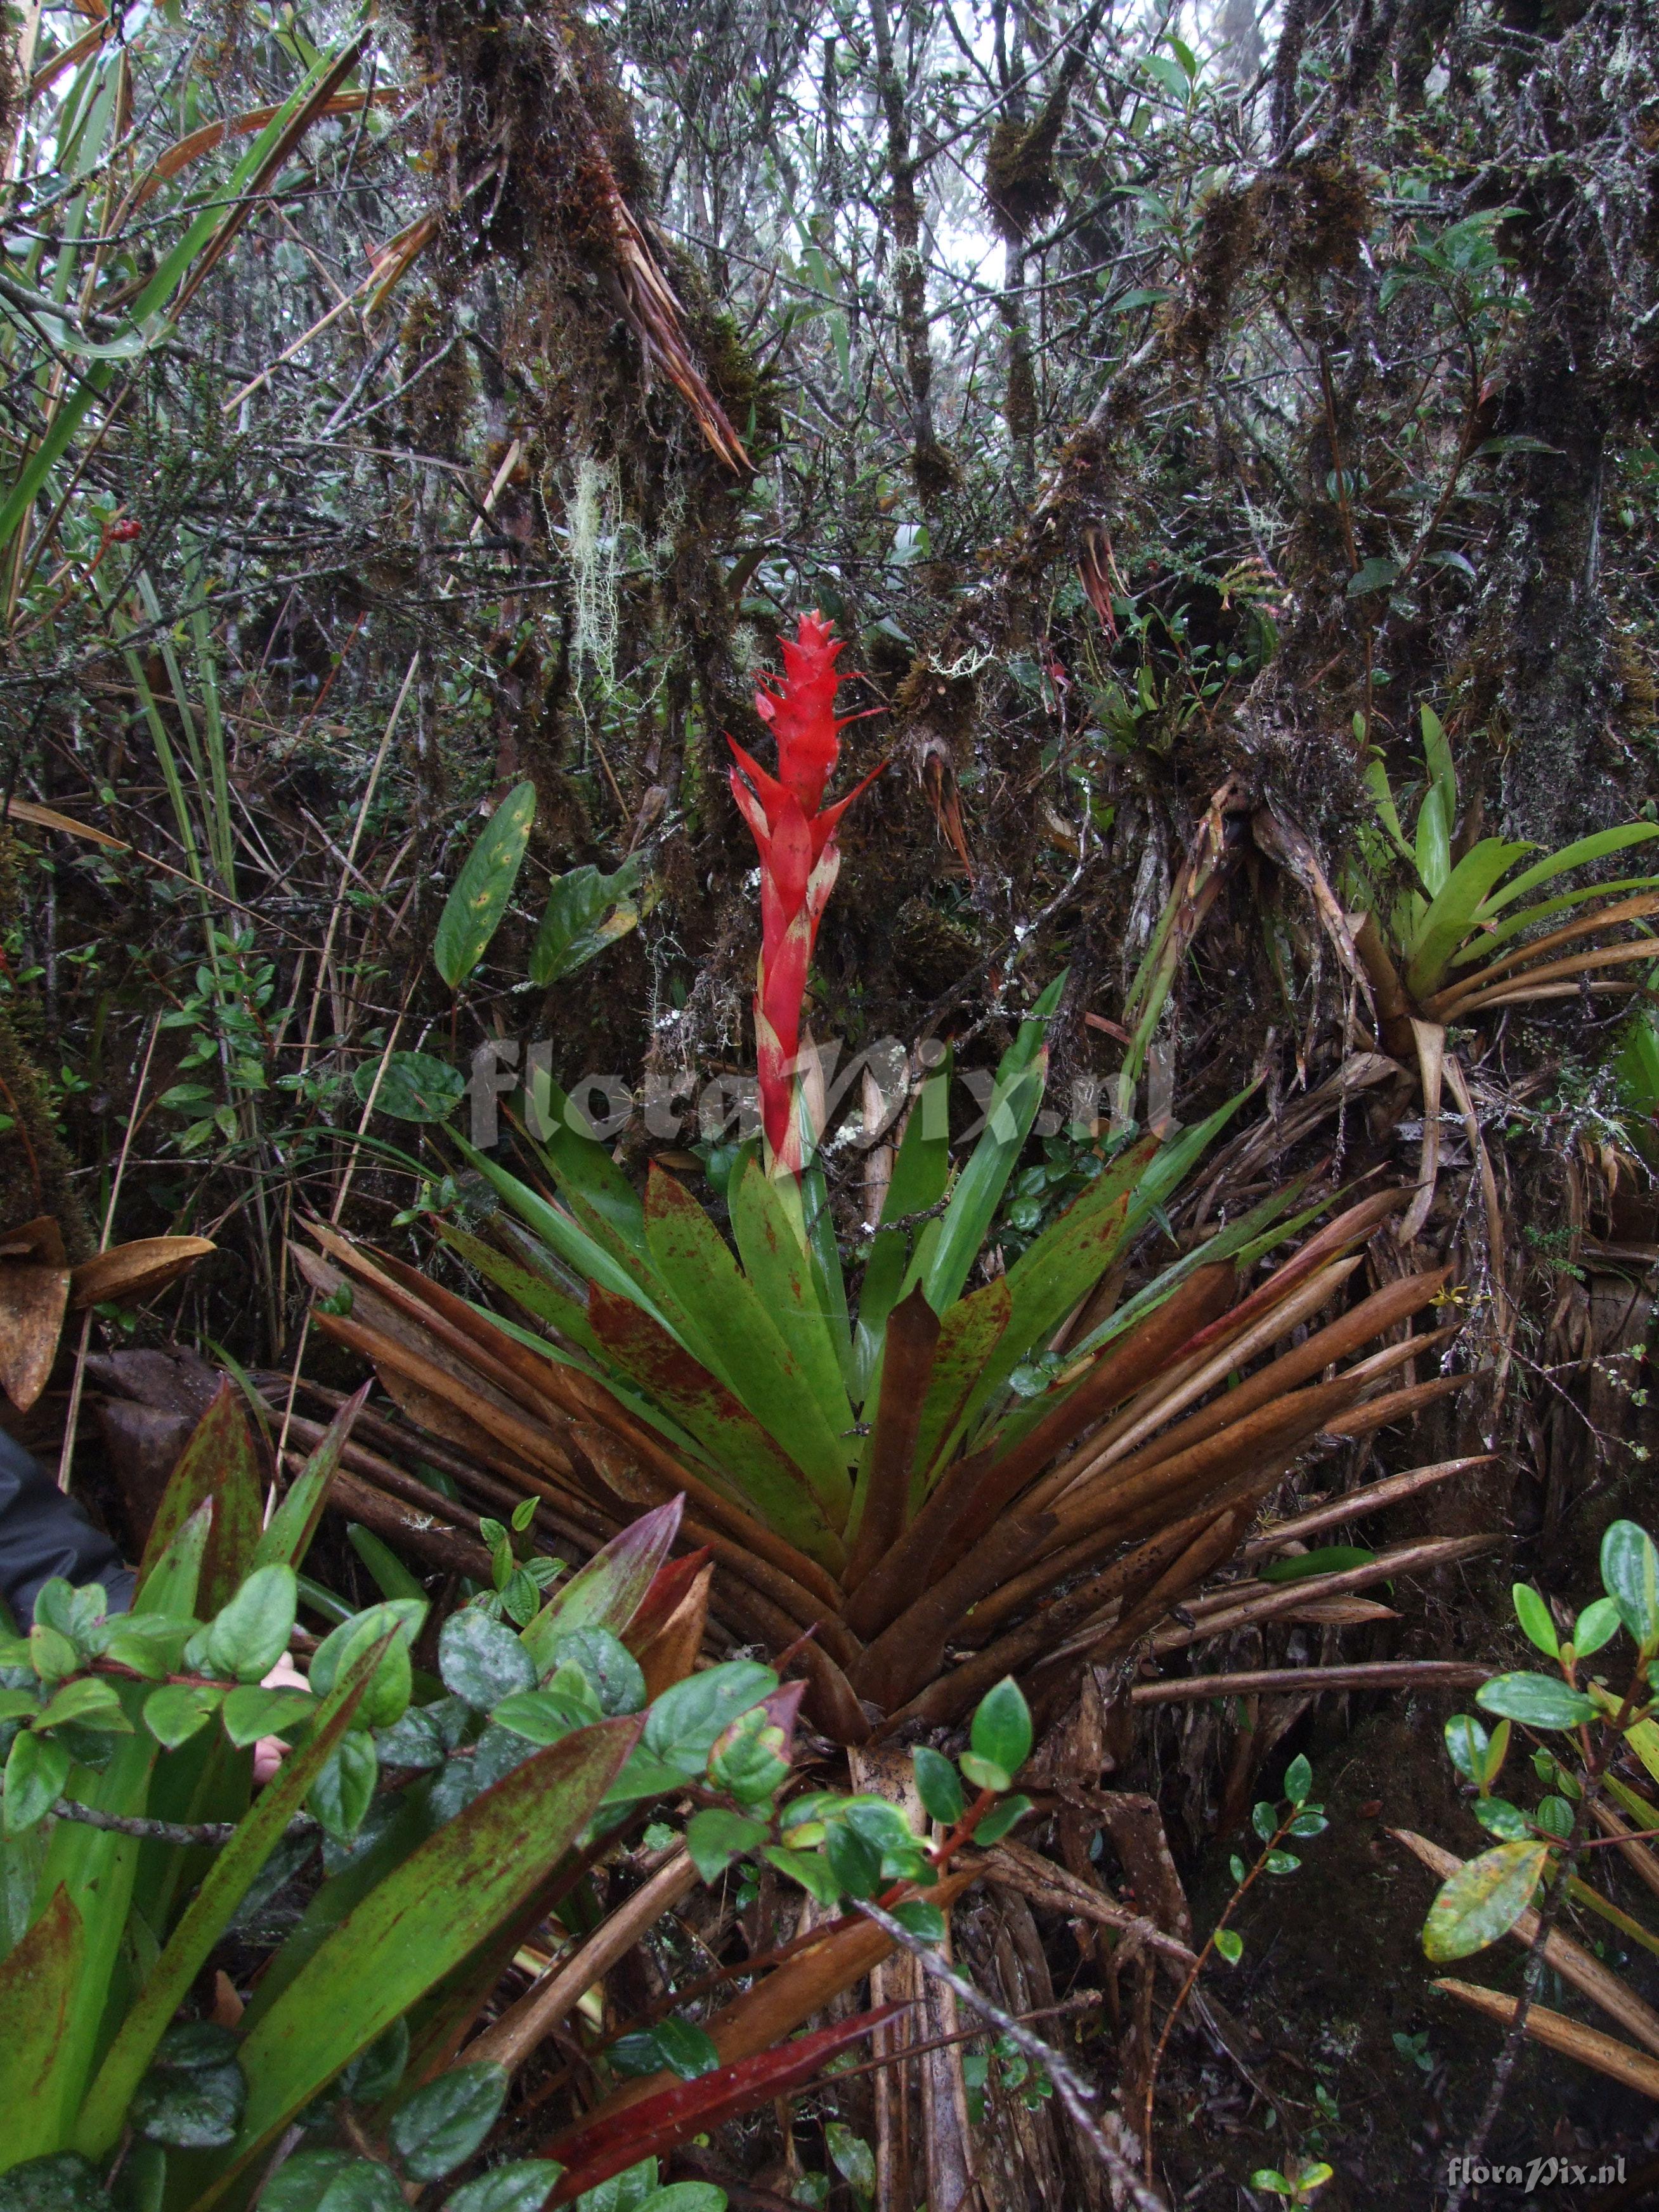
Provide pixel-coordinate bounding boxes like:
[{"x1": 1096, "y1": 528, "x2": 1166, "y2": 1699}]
[
  {"x1": 529, "y1": 858, "x2": 642, "y2": 987},
  {"x1": 850, "y1": 1055, "x2": 953, "y2": 1403},
  {"x1": 642, "y1": 1661, "x2": 777, "y2": 1777},
  {"x1": 434, "y1": 782, "x2": 536, "y2": 989},
  {"x1": 144, "y1": 1684, "x2": 224, "y2": 1749},
  {"x1": 220, "y1": 1686, "x2": 315, "y2": 1747},
  {"x1": 586, "y1": 1287, "x2": 845, "y2": 1571},
  {"x1": 1475, "y1": 1673, "x2": 1596, "y2": 1729},
  {"x1": 731, "y1": 1158, "x2": 856, "y2": 1444},
  {"x1": 1601, "y1": 1519, "x2": 1659, "y2": 1651},
  {"x1": 912, "y1": 1747, "x2": 964, "y2": 1826},
  {"x1": 3, "y1": 1734, "x2": 70, "y2": 1836},
  {"x1": 973, "y1": 1793, "x2": 1031, "y2": 1845},
  {"x1": 1413, "y1": 779, "x2": 1452, "y2": 900},
  {"x1": 33, "y1": 1681, "x2": 129, "y2": 1734},
  {"x1": 1573, "y1": 1597, "x2": 1622, "y2": 1657},
  {"x1": 259, "y1": 2150, "x2": 400, "y2": 2212},
  {"x1": 444, "y1": 2163, "x2": 562, "y2": 2212},
  {"x1": 218, "y1": 1719, "x2": 639, "y2": 2178},
  {"x1": 128, "y1": 2024, "x2": 245, "y2": 2148},
  {"x1": 439, "y1": 1611, "x2": 535, "y2": 1712},
  {"x1": 924, "y1": 984, "x2": 1060, "y2": 1315},
  {"x1": 1403, "y1": 838, "x2": 1534, "y2": 999},
  {"x1": 1422, "y1": 1840, "x2": 1550, "y2": 1962},
  {"x1": 644, "y1": 1169, "x2": 854, "y2": 1518},
  {"x1": 538, "y1": 1628, "x2": 644, "y2": 1717},
  {"x1": 686, "y1": 1805, "x2": 768, "y2": 1880}
]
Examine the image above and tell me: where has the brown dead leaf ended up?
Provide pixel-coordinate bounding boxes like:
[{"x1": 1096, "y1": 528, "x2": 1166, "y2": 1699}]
[
  {"x1": 0, "y1": 1262, "x2": 70, "y2": 1409},
  {"x1": 70, "y1": 1235, "x2": 215, "y2": 1310}
]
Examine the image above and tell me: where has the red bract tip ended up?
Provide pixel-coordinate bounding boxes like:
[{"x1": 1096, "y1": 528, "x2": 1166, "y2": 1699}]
[{"x1": 727, "y1": 611, "x2": 883, "y2": 1174}]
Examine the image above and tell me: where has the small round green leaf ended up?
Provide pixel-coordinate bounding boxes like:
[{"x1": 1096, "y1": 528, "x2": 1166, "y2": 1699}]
[
  {"x1": 0, "y1": 2157, "x2": 114, "y2": 2212},
  {"x1": 913, "y1": 1745, "x2": 965, "y2": 1826},
  {"x1": 388, "y1": 2062, "x2": 509, "y2": 2182},
  {"x1": 1573, "y1": 1597, "x2": 1622, "y2": 1658},
  {"x1": 439, "y1": 1611, "x2": 537, "y2": 1712},
  {"x1": 1213, "y1": 1928, "x2": 1244, "y2": 1963},
  {"x1": 355, "y1": 1052, "x2": 465, "y2": 1125},
  {"x1": 1602, "y1": 1520, "x2": 1659, "y2": 1652},
  {"x1": 1511, "y1": 1582, "x2": 1558, "y2": 1658},
  {"x1": 1475, "y1": 1672, "x2": 1596, "y2": 1729},
  {"x1": 970, "y1": 1677, "x2": 1032, "y2": 1779},
  {"x1": 442, "y1": 2164, "x2": 561, "y2": 2212},
  {"x1": 205, "y1": 1564, "x2": 299, "y2": 1683}
]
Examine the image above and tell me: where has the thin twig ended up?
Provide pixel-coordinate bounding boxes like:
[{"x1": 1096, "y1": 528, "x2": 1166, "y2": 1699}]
[{"x1": 51, "y1": 1795, "x2": 318, "y2": 1846}]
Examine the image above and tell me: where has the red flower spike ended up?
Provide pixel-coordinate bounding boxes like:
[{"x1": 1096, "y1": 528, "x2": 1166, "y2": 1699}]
[{"x1": 728, "y1": 611, "x2": 883, "y2": 1174}]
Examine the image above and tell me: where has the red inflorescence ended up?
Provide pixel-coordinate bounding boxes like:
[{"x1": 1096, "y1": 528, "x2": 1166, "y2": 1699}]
[{"x1": 728, "y1": 612, "x2": 882, "y2": 1174}]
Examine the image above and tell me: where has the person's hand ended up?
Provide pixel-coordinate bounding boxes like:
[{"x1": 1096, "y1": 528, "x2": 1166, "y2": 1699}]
[{"x1": 253, "y1": 1651, "x2": 308, "y2": 1785}]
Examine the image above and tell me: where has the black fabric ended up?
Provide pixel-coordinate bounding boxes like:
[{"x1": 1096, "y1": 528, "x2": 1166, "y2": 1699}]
[{"x1": 0, "y1": 1428, "x2": 134, "y2": 1628}]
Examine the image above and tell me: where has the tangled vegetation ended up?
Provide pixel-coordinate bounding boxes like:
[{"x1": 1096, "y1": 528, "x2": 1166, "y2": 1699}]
[{"x1": 5, "y1": 0, "x2": 1659, "y2": 2204}]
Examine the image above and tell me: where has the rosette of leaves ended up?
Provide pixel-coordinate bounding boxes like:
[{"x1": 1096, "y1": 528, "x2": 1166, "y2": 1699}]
[
  {"x1": 1398, "y1": 1518, "x2": 1659, "y2": 2102},
  {"x1": 1351, "y1": 705, "x2": 1659, "y2": 1056},
  {"x1": 304, "y1": 975, "x2": 1456, "y2": 1745}
]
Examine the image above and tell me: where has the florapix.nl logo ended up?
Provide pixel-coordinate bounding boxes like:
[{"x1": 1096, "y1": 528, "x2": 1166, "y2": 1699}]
[{"x1": 462, "y1": 1034, "x2": 1109, "y2": 1154}]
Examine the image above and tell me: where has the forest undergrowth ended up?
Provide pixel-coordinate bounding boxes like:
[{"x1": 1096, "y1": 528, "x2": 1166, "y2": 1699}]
[{"x1": 4, "y1": 0, "x2": 1659, "y2": 2206}]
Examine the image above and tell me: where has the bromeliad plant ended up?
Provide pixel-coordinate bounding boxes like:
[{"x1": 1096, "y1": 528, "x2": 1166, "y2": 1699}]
[
  {"x1": 1352, "y1": 706, "x2": 1659, "y2": 1056},
  {"x1": 1397, "y1": 1516, "x2": 1659, "y2": 2104},
  {"x1": 304, "y1": 615, "x2": 1456, "y2": 1747},
  {"x1": 0, "y1": 1386, "x2": 1031, "y2": 2209}
]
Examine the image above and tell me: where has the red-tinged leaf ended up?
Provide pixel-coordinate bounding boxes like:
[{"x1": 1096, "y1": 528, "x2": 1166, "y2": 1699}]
[
  {"x1": 255, "y1": 1381, "x2": 371, "y2": 1571},
  {"x1": 542, "y1": 2002, "x2": 908, "y2": 2204},
  {"x1": 624, "y1": 1545, "x2": 714, "y2": 1652},
  {"x1": 218, "y1": 1719, "x2": 642, "y2": 2183},
  {"x1": 0, "y1": 1885, "x2": 85, "y2": 2164},
  {"x1": 521, "y1": 1499, "x2": 685, "y2": 1671},
  {"x1": 136, "y1": 1381, "x2": 263, "y2": 1613},
  {"x1": 587, "y1": 1287, "x2": 845, "y2": 1573}
]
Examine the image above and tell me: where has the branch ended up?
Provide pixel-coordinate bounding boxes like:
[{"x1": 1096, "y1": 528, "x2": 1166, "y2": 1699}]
[{"x1": 52, "y1": 1797, "x2": 319, "y2": 1847}]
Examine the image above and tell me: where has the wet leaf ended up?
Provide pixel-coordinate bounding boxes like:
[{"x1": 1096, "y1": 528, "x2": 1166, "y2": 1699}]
[
  {"x1": 1423, "y1": 1841, "x2": 1551, "y2": 1962},
  {"x1": 434, "y1": 781, "x2": 537, "y2": 989}
]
